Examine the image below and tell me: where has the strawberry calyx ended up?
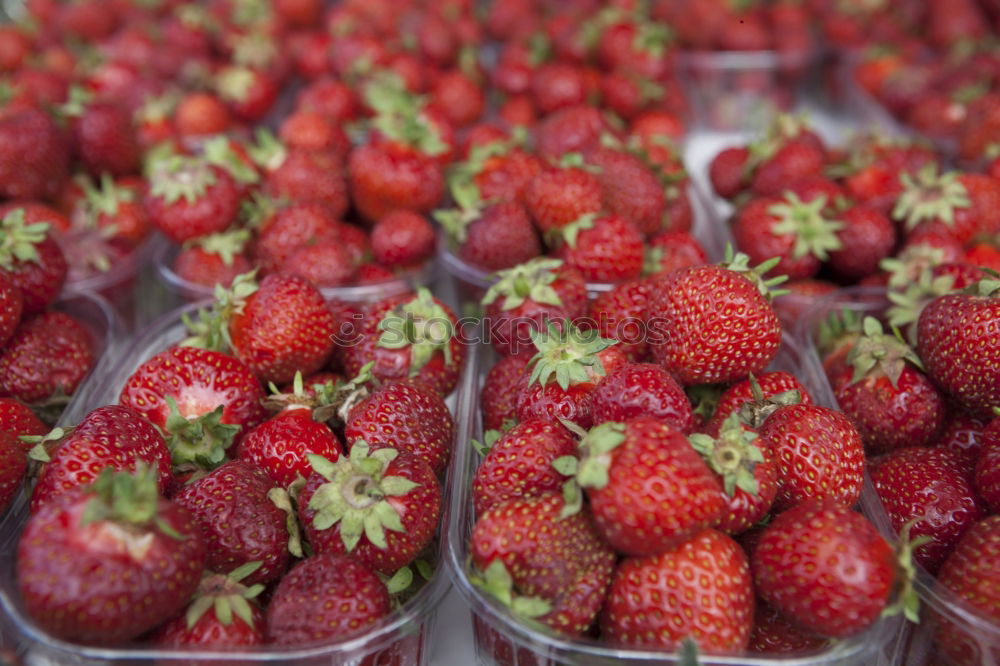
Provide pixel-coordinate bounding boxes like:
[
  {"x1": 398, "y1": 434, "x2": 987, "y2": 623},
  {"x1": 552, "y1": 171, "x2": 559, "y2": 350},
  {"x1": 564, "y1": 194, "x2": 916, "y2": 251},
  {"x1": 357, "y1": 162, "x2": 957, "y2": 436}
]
[
  {"x1": 230, "y1": 30, "x2": 279, "y2": 70},
  {"x1": 553, "y1": 421, "x2": 626, "y2": 516},
  {"x1": 886, "y1": 269, "x2": 956, "y2": 346},
  {"x1": 239, "y1": 190, "x2": 281, "y2": 229},
  {"x1": 365, "y1": 73, "x2": 447, "y2": 157},
  {"x1": 688, "y1": 413, "x2": 765, "y2": 497},
  {"x1": 163, "y1": 397, "x2": 239, "y2": 472},
  {"x1": 182, "y1": 270, "x2": 260, "y2": 351},
  {"x1": 632, "y1": 20, "x2": 673, "y2": 59},
  {"x1": 55, "y1": 84, "x2": 93, "y2": 120},
  {"x1": 881, "y1": 245, "x2": 947, "y2": 291},
  {"x1": 267, "y1": 487, "x2": 304, "y2": 558},
  {"x1": 526, "y1": 322, "x2": 618, "y2": 390},
  {"x1": 557, "y1": 213, "x2": 598, "y2": 249},
  {"x1": 744, "y1": 113, "x2": 809, "y2": 177},
  {"x1": 377, "y1": 287, "x2": 455, "y2": 374},
  {"x1": 137, "y1": 90, "x2": 179, "y2": 126},
  {"x1": 481, "y1": 257, "x2": 567, "y2": 310},
  {"x1": 215, "y1": 65, "x2": 256, "y2": 104},
  {"x1": 687, "y1": 383, "x2": 725, "y2": 424},
  {"x1": 767, "y1": 192, "x2": 844, "y2": 261},
  {"x1": 846, "y1": 317, "x2": 924, "y2": 388},
  {"x1": 557, "y1": 152, "x2": 601, "y2": 174},
  {"x1": 202, "y1": 135, "x2": 260, "y2": 185},
  {"x1": 469, "y1": 559, "x2": 553, "y2": 624},
  {"x1": 0, "y1": 208, "x2": 49, "y2": 269},
  {"x1": 247, "y1": 128, "x2": 287, "y2": 172},
  {"x1": 380, "y1": 560, "x2": 434, "y2": 608},
  {"x1": 963, "y1": 273, "x2": 1000, "y2": 298},
  {"x1": 817, "y1": 307, "x2": 864, "y2": 358},
  {"x1": 433, "y1": 180, "x2": 483, "y2": 245},
  {"x1": 892, "y1": 165, "x2": 971, "y2": 232},
  {"x1": 185, "y1": 562, "x2": 265, "y2": 630},
  {"x1": 305, "y1": 442, "x2": 421, "y2": 553},
  {"x1": 737, "y1": 374, "x2": 803, "y2": 429},
  {"x1": 148, "y1": 155, "x2": 219, "y2": 205},
  {"x1": 719, "y1": 245, "x2": 789, "y2": 301},
  {"x1": 187, "y1": 228, "x2": 251, "y2": 267},
  {"x1": 80, "y1": 463, "x2": 180, "y2": 539},
  {"x1": 577, "y1": 7, "x2": 624, "y2": 51},
  {"x1": 882, "y1": 519, "x2": 931, "y2": 624},
  {"x1": 472, "y1": 429, "x2": 502, "y2": 457},
  {"x1": 77, "y1": 172, "x2": 135, "y2": 221}
]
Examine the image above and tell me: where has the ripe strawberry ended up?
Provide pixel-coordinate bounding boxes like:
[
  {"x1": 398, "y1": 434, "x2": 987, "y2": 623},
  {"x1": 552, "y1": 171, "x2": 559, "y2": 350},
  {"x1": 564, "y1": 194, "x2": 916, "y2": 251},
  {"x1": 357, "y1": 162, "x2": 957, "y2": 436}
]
[
  {"x1": 752, "y1": 499, "x2": 897, "y2": 638},
  {"x1": 253, "y1": 201, "x2": 340, "y2": 274},
  {"x1": 467, "y1": 145, "x2": 543, "y2": 204},
  {"x1": 342, "y1": 288, "x2": 465, "y2": 395},
  {"x1": 371, "y1": 210, "x2": 436, "y2": 268},
  {"x1": 299, "y1": 442, "x2": 440, "y2": 573},
  {"x1": 429, "y1": 69, "x2": 485, "y2": 128},
  {"x1": 173, "y1": 230, "x2": 254, "y2": 292},
  {"x1": 174, "y1": 92, "x2": 232, "y2": 139},
  {"x1": 534, "y1": 105, "x2": 610, "y2": 161},
  {"x1": 601, "y1": 529, "x2": 753, "y2": 653},
  {"x1": 150, "y1": 562, "x2": 265, "y2": 649},
  {"x1": 144, "y1": 157, "x2": 240, "y2": 244},
  {"x1": 0, "y1": 431, "x2": 26, "y2": 514},
  {"x1": 933, "y1": 516, "x2": 1000, "y2": 666},
  {"x1": 442, "y1": 200, "x2": 542, "y2": 272},
  {"x1": 583, "y1": 279, "x2": 653, "y2": 361},
  {"x1": 758, "y1": 403, "x2": 865, "y2": 510},
  {"x1": 172, "y1": 460, "x2": 291, "y2": 584},
  {"x1": 0, "y1": 397, "x2": 46, "y2": 437},
  {"x1": 0, "y1": 208, "x2": 68, "y2": 313},
  {"x1": 215, "y1": 66, "x2": 279, "y2": 122},
  {"x1": 0, "y1": 310, "x2": 93, "y2": 404},
  {"x1": 589, "y1": 362, "x2": 693, "y2": 433},
  {"x1": 344, "y1": 378, "x2": 455, "y2": 476},
  {"x1": 0, "y1": 271, "x2": 22, "y2": 347},
  {"x1": 0, "y1": 107, "x2": 70, "y2": 201},
  {"x1": 530, "y1": 61, "x2": 587, "y2": 115},
  {"x1": 481, "y1": 257, "x2": 587, "y2": 358},
  {"x1": 17, "y1": 465, "x2": 205, "y2": 644},
  {"x1": 975, "y1": 419, "x2": 1000, "y2": 512},
  {"x1": 523, "y1": 165, "x2": 602, "y2": 235},
  {"x1": 709, "y1": 146, "x2": 751, "y2": 199},
  {"x1": 871, "y1": 446, "x2": 986, "y2": 574},
  {"x1": 469, "y1": 492, "x2": 616, "y2": 637},
  {"x1": 481, "y1": 354, "x2": 530, "y2": 431},
  {"x1": 281, "y1": 240, "x2": 356, "y2": 288},
  {"x1": 647, "y1": 252, "x2": 783, "y2": 386},
  {"x1": 749, "y1": 601, "x2": 830, "y2": 654},
  {"x1": 705, "y1": 371, "x2": 813, "y2": 437},
  {"x1": 348, "y1": 141, "x2": 445, "y2": 223},
  {"x1": 70, "y1": 99, "x2": 140, "y2": 177},
  {"x1": 894, "y1": 167, "x2": 1000, "y2": 245},
  {"x1": 585, "y1": 147, "x2": 666, "y2": 237},
  {"x1": 827, "y1": 206, "x2": 897, "y2": 281},
  {"x1": 263, "y1": 147, "x2": 350, "y2": 220},
  {"x1": 751, "y1": 139, "x2": 825, "y2": 197},
  {"x1": 278, "y1": 109, "x2": 350, "y2": 154},
  {"x1": 120, "y1": 346, "x2": 267, "y2": 469},
  {"x1": 644, "y1": 231, "x2": 708, "y2": 278},
  {"x1": 553, "y1": 213, "x2": 644, "y2": 283},
  {"x1": 916, "y1": 278, "x2": 1000, "y2": 418},
  {"x1": 237, "y1": 408, "x2": 343, "y2": 488},
  {"x1": 71, "y1": 173, "x2": 150, "y2": 249},
  {"x1": 265, "y1": 553, "x2": 391, "y2": 645}
]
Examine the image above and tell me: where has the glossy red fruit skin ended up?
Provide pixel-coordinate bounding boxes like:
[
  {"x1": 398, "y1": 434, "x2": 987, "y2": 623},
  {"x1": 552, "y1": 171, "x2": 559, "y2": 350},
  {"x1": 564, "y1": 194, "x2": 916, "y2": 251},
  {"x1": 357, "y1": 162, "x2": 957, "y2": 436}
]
[
  {"x1": 749, "y1": 601, "x2": 829, "y2": 654},
  {"x1": 30, "y1": 405, "x2": 172, "y2": 513},
  {"x1": 759, "y1": 404, "x2": 865, "y2": 510},
  {"x1": 0, "y1": 310, "x2": 92, "y2": 403},
  {"x1": 348, "y1": 142, "x2": 444, "y2": 223},
  {"x1": 588, "y1": 417, "x2": 725, "y2": 556},
  {"x1": 17, "y1": 488, "x2": 206, "y2": 644},
  {"x1": 0, "y1": 397, "x2": 46, "y2": 438},
  {"x1": 472, "y1": 419, "x2": 577, "y2": 516},
  {"x1": 871, "y1": 446, "x2": 986, "y2": 574},
  {"x1": 371, "y1": 210, "x2": 435, "y2": 268},
  {"x1": 586, "y1": 148, "x2": 666, "y2": 237},
  {"x1": 705, "y1": 372, "x2": 813, "y2": 437},
  {"x1": 299, "y1": 451, "x2": 440, "y2": 574},
  {"x1": 459, "y1": 202, "x2": 542, "y2": 272},
  {"x1": 750, "y1": 140, "x2": 825, "y2": 197},
  {"x1": 228, "y1": 273, "x2": 337, "y2": 385},
  {"x1": 0, "y1": 431, "x2": 26, "y2": 513},
  {"x1": 265, "y1": 148, "x2": 350, "y2": 220},
  {"x1": 172, "y1": 461, "x2": 290, "y2": 585},
  {"x1": 344, "y1": 379, "x2": 455, "y2": 476},
  {"x1": 173, "y1": 246, "x2": 252, "y2": 291},
  {"x1": 152, "y1": 602, "x2": 263, "y2": 649},
  {"x1": 709, "y1": 146, "x2": 750, "y2": 199},
  {"x1": 0, "y1": 272, "x2": 22, "y2": 347},
  {"x1": 974, "y1": 419, "x2": 1000, "y2": 513},
  {"x1": 600, "y1": 529, "x2": 754, "y2": 654},
  {"x1": 119, "y1": 346, "x2": 267, "y2": 444},
  {"x1": 589, "y1": 363, "x2": 693, "y2": 433},
  {"x1": 554, "y1": 214, "x2": 644, "y2": 283},
  {"x1": 515, "y1": 377, "x2": 596, "y2": 431},
  {"x1": 583, "y1": 279, "x2": 653, "y2": 362},
  {"x1": 74, "y1": 101, "x2": 140, "y2": 177},
  {"x1": 481, "y1": 354, "x2": 530, "y2": 431},
  {"x1": 144, "y1": 166, "x2": 240, "y2": 244},
  {"x1": 0, "y1": 108, "x2": 70, "y2": 201},
  {"x1": 254, "y1": 202, "x2": 340, "y2": 274},
  {"x1": 265, "y1": 553, "x2": 390, "y2": 645},
  {"x1": 523, "y1": 167, "x2": 603, "y2": 235},
  {"x1": 0, "y1": 232, "x2": 67, "y2": 315},
  {"x1": 237, "y1": 409, "x2": 343, "y2": 488},
  {"x1": 752, "y1": 499, "x2": 895, "y2": 639}
]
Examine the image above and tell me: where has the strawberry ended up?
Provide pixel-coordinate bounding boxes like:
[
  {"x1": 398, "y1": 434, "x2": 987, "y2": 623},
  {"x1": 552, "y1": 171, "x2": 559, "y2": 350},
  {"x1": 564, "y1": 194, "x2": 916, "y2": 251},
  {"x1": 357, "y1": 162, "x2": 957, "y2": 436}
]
[
  {"x1": 69, "y1": 99, "x2": 140, "y2": 178},
  {"x1": 749, "y1": 601, "x2": 829, "y2": 654},
  {"x1": 174, "y1": 92, "x2": 232, "y2": 139},
  {"x1": 709, "y1": 146, "x2": 750, "y2": 199},
  {"x1": 371, "y1": 210, "x2": 436, "y2": 269},
  {"x1": 469, "y1": 492, "x2": 616, "y2": 637},
  {"x1": 553, "y1": 213, "x2": 644, "y2": 283},
  {"x1": 561, "y1": 419, "x2": 725, "y2": 556},
  {"x1": 481, "y1": 257, "x2": 588, "y2": 358},
  {"x1": 237, "y1": 408, "x2": 343, "y2": 488},
  {"x1": 344, "y1": 378, "x2": 455, "y2": 476},
  {"x1": 647, "y1": 251, "x2": 784, "y2": 386},
  {"x1": 530, "y1": 61, "x2": 588, "y2": 115},
  {"x1": 265, "y1": 553, "x2": 391, "y2": 645},
  {"x1": 0, "y1": 397, "x2": 46, "y2": 437},
  {"x1": 871, "y1": 446, "x2": 986, "y2": 574},
  {"x1": 758, "y1": 403, "x2": 865, "y2": 510},
  {"x1": 827, "y1": 206, "x2": 896, "y2": 281},
  {"x1": 752, "y1": 499, "x2": 898, "y2": 638},
  {"x1": 975, "y1": 419, "x2": 1000, "y2": 512},
  {"x1": 278, "y1": 109, "x2": 351, "y2": 154},
  {"x1": 916, "y1": 277, "x2": 1000, "y2": 418},
  {"x1": 173, "y1": 229, "x2": 254, "y2": 292},
  {"x1": 144, "y1": 156, "x2": 240, "y2": 244},
  {"x1": 120, "y1": 346, "x2": 267, "y2": 470},
  {"x1": 534, "y1": 105, "x2": 610, "y2": 161},
  {"x1": 0, "y1": 431, "x2": 26, "y2": 514},
  {"x1": 0, "y1": 208, "x2": 68, "y2": 313},
  {"x1": 893, "y1": 167, "x2": 1000, "y2": 245},
  {"x1": 583, "y1": 278, "x2": 652, "y2": 361},
  {"x1": 0, "y1": 310, "x2": 93, "y2": 404},
  {"x1": 0, "y1": 107, "x2": 70, "y2": 201},
  {"x1": 705, "y1": 371, "x2": 813, "y2": 437},
  {"x1": 585, "y1": 147, "x2": 667, "y2": 237},
  {"x1": 441, "y1": 200, "x2": 542, "y2": 272},
  {"x1": 481, "y1": 354, "x2": 530, "y2": 431},
  {"x1": 600, "y1": 529, "x2": 753, "y2": 653},
  {"x1": 751, "y1": 139, "x2": 825, "y2": 197},
  {"x1": 263, "y1": 147, "x2": 350, "y2": 220},
  {"x1": 253, "y1": 201, "x2": 340, "y2": 274},
  {"x1": 348, "y1": 141, "x2": 445, "y2": 223},
  {"x1": 644, "y1": 231, "x2": 708, "y2": 278},
  {"x1": 429, "y1": 70, "x2": 485, "y2": 128},
  {"x1": 0, "y1": 271, "x2": 22, "y2": 347},
  {"x1": 294, "y1": 76, "x2": 356, "y2": 120},
  {"x1": 934, "y1": 516, "x2": 1000, "y2": 666},
  {"x1": 523, "y1": 164, "x2": 603, "y2": 235},
  {"x1": 17, "y1": 465, "x2": 205, "y2": 644},
  {"x1": 282, "y1": 240, "x2": 356, "y2": 288},
  {"x1": 589, "y1": 362, "x2": 693, "y2": 433},
  {"x1": 172, "y1": 460, "x2": 292, "y2": 585},
  {"x1": 937, "y1": 411, "x2": 989, "y2": 476},
  {"x1": 215, "y1": 66, "x2": 279, "y2": 122},
  {"x1": 150, "y1": 562, "x2": 265, "y2": 649},
  {"x1": 299, "y1": 442, "x2": 440, "y2": 573},
  {"x1": 465, "y1": 143, "x2": 542, "y2": 204},
  {"x1": 71, "y1": 173, "x2": 150, "y2": 249},
  {"x1": 342, "y1": 288, "x2": 465, "y2": 395}
]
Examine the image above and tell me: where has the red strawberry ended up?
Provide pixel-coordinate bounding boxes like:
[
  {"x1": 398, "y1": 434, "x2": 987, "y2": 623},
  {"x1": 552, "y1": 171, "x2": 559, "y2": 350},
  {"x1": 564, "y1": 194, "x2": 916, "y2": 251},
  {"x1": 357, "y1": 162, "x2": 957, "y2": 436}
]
[
  {"x1": 553, "y1": 213, "x2": 644, "y2": 283},
  {"x1": 871, "y1": 446, "x2": 986, "y2": 574},
  {"x1": 278, "y1": 109, "x2": 350, "y2": 154},
  {"x1": 644, "y1": 231, "x2": 708, "y2": 278},
  {"x1": 534, "y1": 105, "x2": 609, "y2": 162},
  {"x1": 349, "y1": 139, "x2": 445, "y2": 223},
  {"x1": 0, "y1": 397, "x2": 46, "y2": 438},
  {"x1": 237, "y1": 408, "x2": 343, "y2": 487},
  {"x1": 583, "y1": 279, "x2": 653, "y2": 361},
  {"x1": 709, "y1": 146, "x2": 750, "y2": 199},
  {"x1": 705, "y1": 371, "x2": 813, "y2": 437},
  {"x1": 0, "y1": 207, "x2": 68, "y2": 313},
  {"x1": 589, "y1": 362, "x2": 693, "y2": 433},
  {"x1": 72, "y1": 173, "x2": 150, "y2": 249},
  {"x1": 253, "y1": 201, "x2": 340, "y2": 274},
  {"x1": 472, "y1": 419, "x2": 577, "y2": 516},
  {"x1": 752, "y1": 499, "x2": 897, "y2": 638},
  {"x1": 263, "y1": 147, "x2": 350, "y2": 220},
  {"x1": 174, "y1": 92, "x2": 232, "y2": 139},
  {"x1": 749, "y1": 601, "x2": 830, "y2": 653},
  {"x1": 299, "y1": 442, "x2": 440, "y2": 573},
  {"x1": 0, "y1": 271, "x2": 22, "y2": 347},
  {"x1": 524, "y1": 165, "x2": 603, "y2": 236},
  {"x1": 601, "y1": 529, "x2": 753, "y2": 653},
  {"x1": 751, "y1": 138, "x2": 825, "y2": 197},
  {"x1": 530, "y1": 61, "x2": 587, "y2": 115},
  {"x1": 647, "y1": 252, "x2": 783, "y2": 386},
  {"x1": 0, "y1": 107, "x2": 70, "y2": 201},
  {"x1": 828, "y1": 206, "x2": 897, "y2": 281},
  {"x1": 0, "y1": 310, "x2": 93, "y2": 404},
  {"x1": 281, "y1": 241, "x2": 356, "y2": 288},
  {"x1": 344, "y1": 378, "x2": 455, "y2": 476},
  {"x1": 172, "y1": 460, "x2": 291, "y2": 585},
  {"x1": 265, "y1": 553, "x2": 390, "y2": 645},
  {"x1": 70, "y1": 99, "x2": 140, "y2": 177},
  {"x1": 371, "y1": 210, "x2": 436, "y2": 269},
  {"x1": 150, "y1": 562, "x2": 265, "y2": 649},
  {"x1": 429, "y1": 70, "x2": 485, "y2": 128},
  {"x1": 564, "y1": 418, "x2": 725, "y2": 556},
  {"x1": 975, "y1": 419, "x2": 1000, "y2": 512},
  {"x1": 467, "y1": 144, "x2": 542, "y2": 204},
  {"x1": 481, "y1": 354, "x2": 530, "y2": 431},
  {"x1": 173, "y1": 230, "x2": 254, "y2": 292},
  {"x1": 585, "y1": 147, "x2": 666, "y2": 237},
  {"x1": 894, "y1": 168, "x2": 1000, "y2": 245},
  {"x1": 215, "y1": 66, "x2": 279, "y2": 122},
  {"x1": 120, "y1": 346, "x2": 267, "y2": 469},
  {"x1": 17, "y1": 465, "x2": 205, "y2": 644},
  {"x1": 144, "y1": 157, "x2": 240, "y2": 244},
  {"x1": 0, "y1": 431, "x2": 26, "y2": 513},
  {"x1": 469, "y1": 492, "x2": 616, "y2": 637},
  {"x1": 758, "y1": 403, "x2": 865, "y2": 510},
  {"x1": 442, "y1": 200, "x2": 542, "y2": 272}
]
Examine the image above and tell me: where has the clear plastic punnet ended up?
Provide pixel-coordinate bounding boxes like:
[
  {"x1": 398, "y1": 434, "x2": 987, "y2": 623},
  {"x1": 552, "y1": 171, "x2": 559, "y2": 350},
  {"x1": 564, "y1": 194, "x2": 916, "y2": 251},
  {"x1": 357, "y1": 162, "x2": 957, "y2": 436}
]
[
  {"x1": 444, "y1": 336, "x2": 905, "y2": 666},
  {"x1": 0, "y1": 298, "x2": 466, "y2": 666}
]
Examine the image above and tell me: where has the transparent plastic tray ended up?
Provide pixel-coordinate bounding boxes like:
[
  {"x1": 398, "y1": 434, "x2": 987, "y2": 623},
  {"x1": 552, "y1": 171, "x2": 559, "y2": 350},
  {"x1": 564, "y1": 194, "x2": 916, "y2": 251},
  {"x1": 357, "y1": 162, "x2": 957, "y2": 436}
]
[
  {"x1": 444, "y1": 336, "x2": 903, "y2": 666},
  {"x1": 794, "y1": 286, "x2": 1000, "y2": 666},
  {"x1": 0, "y1": 298, "x2": 465, "y2": 666}
]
